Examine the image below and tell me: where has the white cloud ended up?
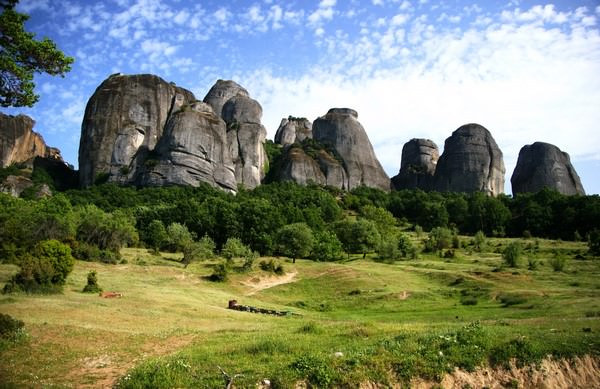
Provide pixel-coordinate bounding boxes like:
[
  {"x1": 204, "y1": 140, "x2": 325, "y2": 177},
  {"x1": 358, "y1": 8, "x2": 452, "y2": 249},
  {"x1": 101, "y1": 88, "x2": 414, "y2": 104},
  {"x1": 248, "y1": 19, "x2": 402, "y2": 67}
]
[
  {"x1": 308, "y1": 0, "x2": 336, "y2": 26},
  {"x1": 173, "y1": 10, "x2": 189, "y2": 25},
  {"x1": 391, "y1": 13, "x2": 409, "y2": 26},
  {"x1": 16, "y1": 0, "x2": 51, "y2": 13}
]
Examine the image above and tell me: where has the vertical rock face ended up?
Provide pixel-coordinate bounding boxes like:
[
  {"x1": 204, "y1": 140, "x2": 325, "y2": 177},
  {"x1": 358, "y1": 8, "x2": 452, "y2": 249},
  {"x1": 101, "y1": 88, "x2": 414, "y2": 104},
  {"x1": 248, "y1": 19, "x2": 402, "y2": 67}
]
[
  {"x1": 511, "y1": 142, "x2": 585, "y2": 195},
  {"x1": 434, "y1": 123, "x2": 505, "y2": 195},
  {"x1": 273, "y1": 147, "x2": 326, "y2": 186},
  {"x1": 274, "y1": 117, "x2": 312, "y2": 146},
  {"x1": 140, "y1": 102, "x2": 237, "y2": 192},
  {"x1": 391, "y1": 138, "x2": 439, "y2": 190},
  {"x1": 0, "y1": 113, "x2": 62, "y2": 167},
  {"x1": 312, "y1": 108, "x2": 390, "y2": 191},
  {"x1": 79, "y1": 74, "x2": 195, "y2": 187},
  {"x1": 204, "y1": 81, "x2": 267, "y2": 189}
]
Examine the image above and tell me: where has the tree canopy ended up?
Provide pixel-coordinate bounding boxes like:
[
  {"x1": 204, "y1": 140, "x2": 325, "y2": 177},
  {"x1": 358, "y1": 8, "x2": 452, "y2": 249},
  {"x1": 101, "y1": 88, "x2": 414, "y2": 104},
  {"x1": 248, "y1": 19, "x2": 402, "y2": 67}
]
[{"x1": 0, "y1": 1, "x2": 73, "y2": 107}]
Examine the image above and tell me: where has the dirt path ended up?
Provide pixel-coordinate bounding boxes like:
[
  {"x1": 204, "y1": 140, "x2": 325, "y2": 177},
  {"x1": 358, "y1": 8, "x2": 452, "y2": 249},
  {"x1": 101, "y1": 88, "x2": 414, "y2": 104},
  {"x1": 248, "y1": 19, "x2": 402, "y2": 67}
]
[{"x1": 242, "y1": 271, "x2": 298, "y2": 296}]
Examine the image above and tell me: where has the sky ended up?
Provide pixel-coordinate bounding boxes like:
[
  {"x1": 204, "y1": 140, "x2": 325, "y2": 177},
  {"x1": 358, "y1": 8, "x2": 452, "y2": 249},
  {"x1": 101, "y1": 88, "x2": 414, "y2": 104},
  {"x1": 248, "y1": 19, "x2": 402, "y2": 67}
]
[{"x1": 4, "y1": 0, "x2": 600, "y2": 194}]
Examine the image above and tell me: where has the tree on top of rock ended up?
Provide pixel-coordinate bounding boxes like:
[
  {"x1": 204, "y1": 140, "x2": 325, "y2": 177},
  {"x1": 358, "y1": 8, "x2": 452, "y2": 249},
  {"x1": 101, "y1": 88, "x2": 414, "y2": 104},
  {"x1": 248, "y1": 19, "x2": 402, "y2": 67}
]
[{"x1": 0, "y1": 0, "x2": 73, "y2": 107}]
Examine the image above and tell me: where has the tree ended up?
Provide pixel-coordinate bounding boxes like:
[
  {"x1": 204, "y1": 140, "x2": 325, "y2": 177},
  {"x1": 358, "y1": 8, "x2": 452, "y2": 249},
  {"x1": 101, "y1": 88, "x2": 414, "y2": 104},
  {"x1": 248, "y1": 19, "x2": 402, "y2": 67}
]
[
  {"x1": 0, "y1": 1, "x2": 74, "y2": 107},
  {"x1": 589, "y1": 229, "x2": 600, "y2": 256},
  {"x1": 181, "y1": 235, "x2": 216, "y2": 268},
  {"x1": 311, "y1": 230, "x2": 344, "y2": 262},
  {"x1": 503, "y1": 241, "x2": 522, "y2": 268},
  {"x1": 144, "y1": 220, "x2": 168, "y2": 252},
  {"x1": 275, "y1": 223, "x2": 314, "y2": 263},
  {"x1": 221, "y1": 237, "x2": 250, "y2": 261},
  {"x1": 334, "y1": 219, "x2": 381, "y2": 258}
]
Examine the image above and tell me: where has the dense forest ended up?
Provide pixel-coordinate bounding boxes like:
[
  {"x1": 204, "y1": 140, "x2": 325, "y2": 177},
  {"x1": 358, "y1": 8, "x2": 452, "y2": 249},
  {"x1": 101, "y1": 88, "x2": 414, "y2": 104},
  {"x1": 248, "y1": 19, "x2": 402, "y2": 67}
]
[{"x1": 1, "y1": 161, "x2": 599, "y2": 293}]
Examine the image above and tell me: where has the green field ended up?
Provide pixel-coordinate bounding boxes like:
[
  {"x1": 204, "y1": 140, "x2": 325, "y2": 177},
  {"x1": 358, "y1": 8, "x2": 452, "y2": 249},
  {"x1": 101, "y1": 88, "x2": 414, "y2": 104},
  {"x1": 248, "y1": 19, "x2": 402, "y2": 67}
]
[{"x1": 1, "y1": 236, "x2": 599, "y2": 388}]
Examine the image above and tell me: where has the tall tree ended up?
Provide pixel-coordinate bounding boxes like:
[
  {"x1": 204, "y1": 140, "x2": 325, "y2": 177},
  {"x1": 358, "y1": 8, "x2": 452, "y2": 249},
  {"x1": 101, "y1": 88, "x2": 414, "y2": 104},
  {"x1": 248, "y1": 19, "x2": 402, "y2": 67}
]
[{"x1": 0, "y1": 0, "x2": 73, "y2": 107}]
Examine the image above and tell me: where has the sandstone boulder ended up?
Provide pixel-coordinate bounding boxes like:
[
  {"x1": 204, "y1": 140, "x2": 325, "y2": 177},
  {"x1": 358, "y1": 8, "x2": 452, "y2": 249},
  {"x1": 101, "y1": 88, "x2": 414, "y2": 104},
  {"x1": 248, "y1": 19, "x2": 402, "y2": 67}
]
[
  {"x1": 140, "y1": 102, "x2": 237, "y2": 191},
  {"x1": 79, "y1": 74, "x2": 195, "y2": 187},
  {"x1": 391, "y1": 138, "x2": 439, "y2": 190},
  {"x1": 312, "y1": 108, "x2": 390, "y2": 191},
  {"x1": 511, "y1": 142, "x2": 585, "y2": 195},
  {"x1": 0, "y1": 113, "x2": 61, "y2": 167},
  {"x1": 274, "y1": 117, "x2": 313, "y2": 146},
  {"x1": 433, "y1": 123, "x2": 505, "y2": 195}
]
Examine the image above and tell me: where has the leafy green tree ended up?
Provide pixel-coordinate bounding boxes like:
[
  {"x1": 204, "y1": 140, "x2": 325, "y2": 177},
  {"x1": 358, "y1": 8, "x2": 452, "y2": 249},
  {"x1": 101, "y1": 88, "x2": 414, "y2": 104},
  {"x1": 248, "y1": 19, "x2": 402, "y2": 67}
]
[
  {"x1": 472, "y1": 230, "x2": 486, "y2": 252},
  {"x1": 181, "y1": 235, "x2": 216, "y2": 268},
  {"x1": 221, "y1": 237, "x2": 250, "y2": 261},
  {"x1": 311, "y1": 230, "x2": 344, "y2": 262},
  {"x1": 76, "y1": 206, "x2": 138, "y2": 252},
  {"x1": 360, "y1": 205, "x2": 396, "y2": 235},
  {"x1": 0, "y1": 1, "x2": 74, "y2": 107},
  {"x1": 423, "y1": 227, "x2": 454, "y2": 253},
  {"x1": 144, "y1": 220, "x2": 168, "y2": 252},
  {"x1": 335, "y1": 219, "x2": 381, "y2": 258},
  {"x1": 166, "y1": 222, "x2": 194, "y2": 252},
  {"x1": 82, "y1": 270, "x2": 102, "y2": 293},
  {"x1": 275, "y1": 223, "x2": 314, "y2": 263}
]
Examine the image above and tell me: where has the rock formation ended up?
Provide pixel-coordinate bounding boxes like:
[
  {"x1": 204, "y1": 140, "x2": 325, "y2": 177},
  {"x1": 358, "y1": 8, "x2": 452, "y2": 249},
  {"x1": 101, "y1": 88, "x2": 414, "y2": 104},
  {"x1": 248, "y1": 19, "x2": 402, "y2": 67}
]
[
  {"x1": 511, "y1": 142, "x2": 585, "y2": 195},
  {"x1": 311, "y1": 108, "x2": 390, "y2": 191},
  {"x1": 274, "y1": 117, "x2": 312, "y2": 146},
  {"x1": 433, "y1": 123, "x2": 505, "y2": 195},
  {"x1": 391, "y1": 138, "x2": 439, "y2": 190},
  {"x1": 1, "y1": 113, "x2": 62, "y2": 167},
  {"x1": 140, "y1": 102, "x2": 237, "y2": 192},
  {"x1": 204, "y1": 81, "x2": 267, "y2": 189},
  {"x1": 79, "y1": 73, "x2": 195, "y2": 187}
]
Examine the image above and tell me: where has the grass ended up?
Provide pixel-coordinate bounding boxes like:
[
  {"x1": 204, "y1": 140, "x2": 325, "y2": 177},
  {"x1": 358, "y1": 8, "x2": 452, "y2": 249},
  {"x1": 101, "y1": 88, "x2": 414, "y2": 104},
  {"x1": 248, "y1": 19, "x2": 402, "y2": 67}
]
[{"x1": 0, "y1": 238, "x2": 599, "y2": 388}]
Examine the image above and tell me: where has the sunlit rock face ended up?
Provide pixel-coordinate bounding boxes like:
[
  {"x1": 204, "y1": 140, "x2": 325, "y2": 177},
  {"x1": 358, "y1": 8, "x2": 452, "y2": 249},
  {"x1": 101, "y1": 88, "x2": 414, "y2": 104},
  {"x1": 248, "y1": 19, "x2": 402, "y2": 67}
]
[
  {"x1": 311, "y1": 108, "x2": 390, "y2": 191},
  {"x1": 274, "y1": 117, "x2": 313, "y2": 147},
  {"x1": 433, "y1": 123, "x2": 505, "y2": 196},
  {"x1": 511, "y1": 142, "x2": 585, "y2": 195},
  {"x1": 391, "y1": 138, "x2": 439, "y2": 191},
  {"x1": 79, "y1": 74, "x2": 195, "y2": 187}
]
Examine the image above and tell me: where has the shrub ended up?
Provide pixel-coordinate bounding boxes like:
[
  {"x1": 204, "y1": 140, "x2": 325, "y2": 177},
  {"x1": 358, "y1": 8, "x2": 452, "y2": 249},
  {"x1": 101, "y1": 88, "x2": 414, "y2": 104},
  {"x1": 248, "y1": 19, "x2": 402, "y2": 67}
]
[
  {"x1": 503, "y1": 241, "x2": 522, "y2": 267},
  {"x1": 588, "y1": 229, "x2": 600, "y2": 256},
  {"x1": 72, "y1": 242, "x2": 120, "y2": 264},
  {"x1": 472, "y1": 230, "x2": 486, "y2": 252},
  {"x1": 498, "y1": 293, "x2": 527, "y2": 307},
  {"x1": 221, "y1": 237, "x2": 250, "y2": 260},
  {"x1": 3, "y1": 240, "x2": 74, "y2": 294},
  {"x1": 291, "y1": 354, "x2": 338, "y2": 388},
  {"x1": 549, "y1": 256, "x2": 567, "y2": 272},
  {"x1": 527, "y1": 257, "x2": 539, "y2": 270},
  {"x1": 259, "y1": 259, "x2": 284, "y2": 275},
  {"x1": 424, "y1": 227, "x2": 454, "y2": 253},
  {"x1": 490, "y1": 337, "x2": 541, "y2": 368},
  {"x1": 209, "y1": 262, "x2": 229, "y2": 282},
  {"x1": 0, "y1": 313, "x2": 24, "y2": 339},
  {"x1": 241, "y1": 250, "x2": 258, "y2": 272},
  {"x1": 82, "y1": 270, "x2": 102, "y2": 293}
]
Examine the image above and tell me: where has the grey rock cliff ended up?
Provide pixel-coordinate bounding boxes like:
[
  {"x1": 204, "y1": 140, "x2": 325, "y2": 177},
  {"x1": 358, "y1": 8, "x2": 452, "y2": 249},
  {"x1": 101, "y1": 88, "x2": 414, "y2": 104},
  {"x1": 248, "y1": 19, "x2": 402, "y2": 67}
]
[
  {"x1": 434, "y1": 123, "x2": 505, "y2": 195},
  {"x1": 204, "y1": 81, "x2": 267, "y2": 189},
  {"x1": 391, "y1": 138, "x2": 439, "y2": 190},
  {"x1": 79, "y1": 73, "x2": 195, "y2": 187},
  {"x1": 511, "y1": 142, "x2": 585, "y2": 195},
  {"x1": 140, "y1": 102, "x2": 237, "y2": 192},
  {"x1": 312, "y1": 108, "x2": 390, "y2": 191},
  {"x1": 0, "y1": 113, "x2": 62, "y2": 167},
  {"x1": 274, "y1": 117, "x2": 312, "y2": 146}
]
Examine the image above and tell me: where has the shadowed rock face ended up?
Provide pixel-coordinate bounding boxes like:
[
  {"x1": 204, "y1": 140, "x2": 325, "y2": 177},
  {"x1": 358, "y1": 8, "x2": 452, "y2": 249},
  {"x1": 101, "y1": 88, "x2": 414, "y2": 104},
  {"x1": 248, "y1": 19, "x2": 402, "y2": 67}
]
[
  {"x1": 205, "y1": 82, "x2": 267, "y2": 189},
  {"x1": 0, "y1": 113, "x2": 62, "y2": 167},
  {"x1": 511, "y1": 142, "x2": 585, "y2": 195},
  {"x1": 434, "y1": 123, "x2": 505, "y2": 195},
  {"x1": 140, "y1": 102, "x2": 237, "y2": 192},
  {"x1": 391, "y1": 138, "x2": 439, "y2": 190},
  {"x1": 312, "y1": 108, "x2": 390, "y2": 191},
  {"x1": 274, "y1": 118, "x2": 312, "y2": 146},
  {"x1": 79, "y1": 74, "x2": 195, "y2": 187}
]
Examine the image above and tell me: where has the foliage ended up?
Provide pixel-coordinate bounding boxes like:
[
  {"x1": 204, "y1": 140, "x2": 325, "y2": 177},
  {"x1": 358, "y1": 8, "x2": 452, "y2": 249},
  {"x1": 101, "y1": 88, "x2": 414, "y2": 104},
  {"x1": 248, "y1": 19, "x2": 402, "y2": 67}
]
[
  {"x1": 423, "y1": 227, "x2": 455, "y2": 253},
  {"x1": 259, "y1": 259, "x2": 285, "y2": 275},
  {"x1": 548, "y1": 255, "x2": 567, "y2": 272},
  {"x1": 208, "y1": 262, "x2": 229, "y2": 282},
  {"x1": 274, "y1": 223, "x2": 314, "y2": 261},
  {"x1": 0, "y1": 312, "x2": 24, "y2": 339},
  {"x1": 221, "y1": 237, "x2": 250, "y2": 260},
  {"x1": 589, "y1": 229, "x2": 600, "y2": 256},
  {"x1": 182, "y1": 235, "x2": 216, "y2": 268},
  {"x1": 472, "y1": 230, "x2": 486, "y2": 252},
  {"x1": 82, "y1": 270, "x2": 102, "y2": 293},
  {"x1": 334, "y1": 219, "x2": 381, "y2": 258},
  {"x1": 166, "y1": 222, "x2": 194, "y2": 252},
  {"x1": 0, "y1": 2, "x2": 74, "y2": 107},
  {"x1": 291, "y1": 354, "x2": 338, "y2": 388},
  {"x1": 377, "y1": 232, "x2": 416, "y2": 261},
  {"x1": 502, "y1": 241, "x2": 522, "y2": 267},
  {"x1": 76, "y1": 205, "x2": 138, "y2": 252},
  {"x1": 311, "y1": 230, "x2": 344, "y2": 261},
  {"x1": 143, "y1": 220, "x2": 168, "y2": 252},
  {"x1": 3, "y1": 239, "x2": 74, "y2": 293},
  {"x1": 72, "y1": 242, "x2": 120, "y2": 264}
]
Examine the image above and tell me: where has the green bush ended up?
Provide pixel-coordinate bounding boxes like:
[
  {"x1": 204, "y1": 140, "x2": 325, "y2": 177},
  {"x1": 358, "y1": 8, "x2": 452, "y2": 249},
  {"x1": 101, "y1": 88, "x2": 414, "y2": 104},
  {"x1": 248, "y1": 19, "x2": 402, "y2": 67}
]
[
  {"x1": 424, "y1": 227, "x2": 454, "y2": 253},
  {"x1": 259, "y1": 259, "x2": 284, "y2": 275},
  {"x1": 72, "y1": 242, "x2": 120, "y2": 264},
  {"x1": 221, "y1": 237, "x2": 250, "y2": 260},
  {"x1": 503, "y1": 241, "x2": 522, "y2": 267},
  {"x1": 588, "y1": 229, "x2": 600, "y2": 256},
  {"x1": 497, "y1": 293, "x2": 528, "y2": 307},
  {"x1": 472, "y1": 230, "x2": 486, "y2": 252},
  {"x1": 3, "y1": 240, "x2": 74, "y2": 294},
  {"x1": 549, "y1": 256, "x2": 567, "y2": 272},
  {"x1": 209, "y1": 262, "x2": 229, "y2": 282},
  {"x1": 0, "y1": 313, "x2": 24, "y2": 339},
  {"x1": 291, "y1": 354, "x2": 338, "y2": 388},
  {"x1": 82, "y1": 270, "x2": 102, "y2": 293},
  {"x1": 489, "y1": 337, "x2": 541, "y2": 368}
]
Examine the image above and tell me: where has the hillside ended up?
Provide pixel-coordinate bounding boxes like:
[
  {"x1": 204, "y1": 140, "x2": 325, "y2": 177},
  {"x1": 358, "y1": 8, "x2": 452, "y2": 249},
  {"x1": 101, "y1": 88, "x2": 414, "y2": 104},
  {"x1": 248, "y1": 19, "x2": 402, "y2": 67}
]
[{"x1": 1, "y1": 237, "x2": 599, "y2": 388}]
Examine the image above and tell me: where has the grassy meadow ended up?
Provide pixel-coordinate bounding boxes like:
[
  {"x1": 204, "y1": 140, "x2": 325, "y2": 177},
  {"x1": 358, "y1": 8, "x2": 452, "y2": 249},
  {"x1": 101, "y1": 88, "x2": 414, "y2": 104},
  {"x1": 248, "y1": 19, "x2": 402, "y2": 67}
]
[{"x1": 0, "y1": 235, "x2": 599, "y2": 388}]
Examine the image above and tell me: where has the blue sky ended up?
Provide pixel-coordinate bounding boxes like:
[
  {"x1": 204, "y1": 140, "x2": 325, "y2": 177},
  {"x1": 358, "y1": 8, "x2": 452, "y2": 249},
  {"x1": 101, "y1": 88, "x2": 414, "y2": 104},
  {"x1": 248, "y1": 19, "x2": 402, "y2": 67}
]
[{"x1": 4, "y1": 0, "x2": 600, "y2": 194}]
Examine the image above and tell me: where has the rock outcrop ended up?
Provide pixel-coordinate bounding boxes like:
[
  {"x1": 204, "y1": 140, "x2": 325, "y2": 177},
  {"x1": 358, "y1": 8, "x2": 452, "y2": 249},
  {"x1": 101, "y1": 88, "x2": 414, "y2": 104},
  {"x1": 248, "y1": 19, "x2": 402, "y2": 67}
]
[
  {"x1": 311, "y1": 108, "x2": 390, "y2": 191},
  {"x1": 204, "y1": 81, "x2": 267, "y2": 189},
  {"x1": 511, "y1": 142, "x2": 585, "y2": 195},
  {"x1": 433, "y1": 123, "x2": 505, "y2": 195},
  {"x1": 140, "y1": 102, "x2": 237, "y2": 191},
  {"x1": 274, "y1": 117, "x2": 312, "y2": 146},
  {"x1": 391, "y1": 138, "x2": 439, "y2": 190},
  {"x1": 79, "y1": 73, "x2": 195, "y2": 187},
  {"x1": 1, "y1": 113, "x2": 62, "y2": 167}
]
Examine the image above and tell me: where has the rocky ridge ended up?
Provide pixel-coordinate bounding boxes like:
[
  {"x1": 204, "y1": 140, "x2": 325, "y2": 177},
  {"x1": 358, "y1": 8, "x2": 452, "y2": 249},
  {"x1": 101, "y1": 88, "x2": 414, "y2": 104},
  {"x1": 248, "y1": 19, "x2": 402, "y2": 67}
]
[{"x1": 391, "y1": 138, "x2": 439, "y2": 191}]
